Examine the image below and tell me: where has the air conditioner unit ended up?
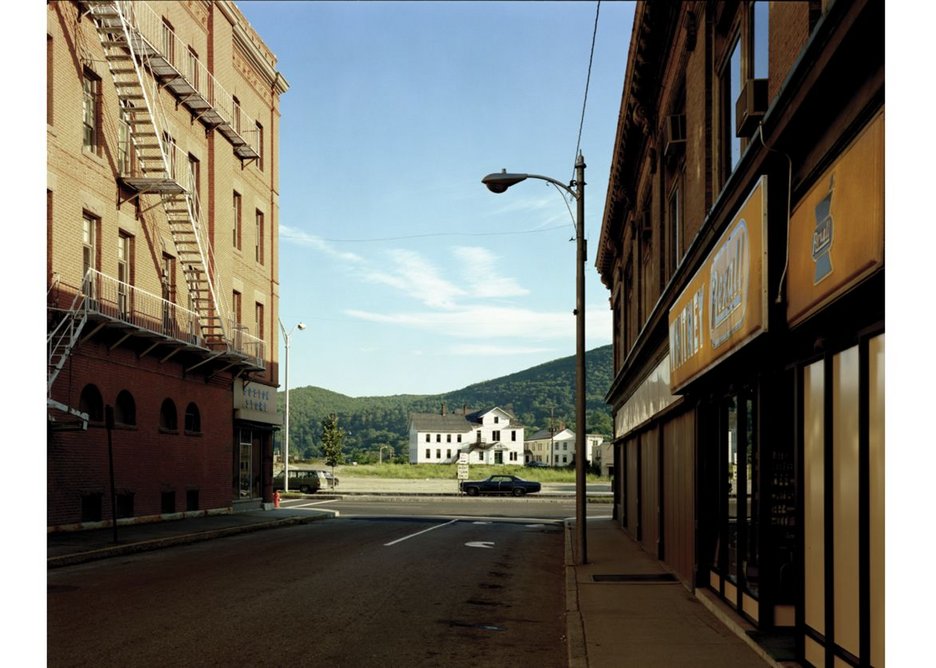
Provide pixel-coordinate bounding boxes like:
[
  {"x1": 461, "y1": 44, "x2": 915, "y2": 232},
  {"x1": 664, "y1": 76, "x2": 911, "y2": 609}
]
[
  {"x1": 736, "y1": 78, "x2": 768, "y2": 138},
  {"x1": 664, "y1": 114, "x2": 687, "y2": 157}
]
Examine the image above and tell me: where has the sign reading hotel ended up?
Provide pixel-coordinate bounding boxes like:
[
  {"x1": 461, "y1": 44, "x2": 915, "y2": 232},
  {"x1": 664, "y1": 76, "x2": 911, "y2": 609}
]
[
  {"x1": 669, "y1": 176, "x2": 768, "y2": 393},
  {"x1": 786, "y1": 111, "x2": 884, "y2": 326}
]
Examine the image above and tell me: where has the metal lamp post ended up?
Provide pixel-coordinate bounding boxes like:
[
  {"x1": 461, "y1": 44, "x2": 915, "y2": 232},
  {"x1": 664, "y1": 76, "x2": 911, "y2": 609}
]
[
  {"x1": 482, "y1": 153, "x2": 588, "y2": 564},
  {"x1": 278, "y1": 319, "x2": 306, "y2": 493}
]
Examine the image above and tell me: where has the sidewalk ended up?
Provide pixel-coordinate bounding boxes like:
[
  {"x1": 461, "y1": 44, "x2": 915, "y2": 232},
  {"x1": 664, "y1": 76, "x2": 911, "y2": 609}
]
[
  {"x1": 565, "y1": 518, "x2": 798, "y2": 668},
  {"x1": 47, "y1": 489, "x2": 798, "y2": 667}
]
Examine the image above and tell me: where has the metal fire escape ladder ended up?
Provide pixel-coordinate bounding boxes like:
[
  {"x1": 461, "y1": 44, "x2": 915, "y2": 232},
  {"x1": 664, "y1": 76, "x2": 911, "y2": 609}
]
[
  {"x1": 84, "y1": 1, "x2": 228, "y2": 346},
  {"x1": 47, "y1": 279, "x2": 90, "y2": 429}
]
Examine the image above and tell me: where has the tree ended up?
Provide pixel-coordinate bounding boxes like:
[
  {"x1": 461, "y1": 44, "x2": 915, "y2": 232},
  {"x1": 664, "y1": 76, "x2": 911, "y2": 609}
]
[{"x1": 321, "y1": 413, "x2": 345, "y2": 482}]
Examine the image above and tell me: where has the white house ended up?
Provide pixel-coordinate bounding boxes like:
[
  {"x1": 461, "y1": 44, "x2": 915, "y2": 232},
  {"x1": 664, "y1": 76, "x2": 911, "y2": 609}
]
[
  {"x1": 524, "y1": 428, "x2": 606, "y2": 467},
  {"x1": 408, "y1": 406, "x2": 525, "y2": 465}
]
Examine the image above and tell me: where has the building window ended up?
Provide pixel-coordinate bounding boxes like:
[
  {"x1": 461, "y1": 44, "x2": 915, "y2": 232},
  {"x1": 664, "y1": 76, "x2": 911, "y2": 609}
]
[
  {"x1": 446, "y1": 434, "x2": 451, "y2": 443},
  {"x1": 425, "y1": 448, "x2": 430, "y2": 459},
  {"x1": 457, "y1": 435, "x2": 462, "y2": 443},
  {"x1": 184, "y1": 402, "x2": 201, "y2": 434},
  {"x1": 186, "y1": 489, "x2": 199, "y2": 511},
  {"x1": 492, "y1": 430, "x2": 500, "y2": 441},
  {"x1": 162, "y1": 253, "x2": 177, "y2": 335},
  {"x1": 232, "y1": 290, "x2": 242, "y2": 328},
  {"x1": 81, "y1": 493, "x2": 102, "y2": 523},
  {"x1": 478, "y1": 452, "x2": 483, "y2": 462},
  {"x1": 161, "y1": 491, "x2": 176, "y2": 515},
  {"x1": 161, "y1": 18, "x2": 175, "y2": 65},
  {"x1": 255, "y1": 210, "x2": 264, "y2": 264},
  {"x1": 233, "y1": 95, "x2": 242, "y2": 134},
  {"x1": 436, "y1": 434, "x2": 441, "y2": 442},
  {"x1": 79, "y1": 384, "x2": 104, "y2": 423},
  {"x1": 188, "y1": 154, "x2": 200, "y2": 219},
  {"x1": 494, "y1": 417, "x2": 499, "y2": 424},
  {"x1": 256, "y1": 121, "x2": 264, "y2": 170},
  {"x1": 255, "y1": 302, "x2": 264, "y2": 340},
  {"x1": 720, "y1": 34, "x2": 742, "y2": 182},
  {"x1": 117, "y1": 232, "x2": 133, "y2": 318},
  {"x1": 82, "y1": 69, "x2": 101, "y2": 153},
  {"x1": 752, "y1": 1, "x2": 769, "y2": 80},
  {"x1": 436, "y1": 449, "x2": 441, "y2": 459},
  {"x1": 82, "y1": 213, "x2": 98, "y2": 296},
  {"x1": 160, "y1": 398, "x2": 178, "y2": 432},
  {"x1": 115, "y1": 390, "x2": 136, "y2": 426},
  {"x1": 118, "y1": 108, "x2": 132, "y2": 176},
  {"x1": 425, "y1": 434, "x2": 430, "y2": 443},
  {"x1": 511, "y1": 431, "x2": 516, "y2": 441},
  {"x1": 187, "y1": 46, "x2": 200, "y2": 92},
  {"x1": 668, "y1": 183, "x2": 683, "y2": 276},
  {"x1": 446, "y1": 449, "x2": 452, "y2": 459},
  {"x1": 233, "y1": 191, "x2": 242, "y2": 250},
  {"x1": 47, "y1": 35, "x2": 53, "y2": 125}
]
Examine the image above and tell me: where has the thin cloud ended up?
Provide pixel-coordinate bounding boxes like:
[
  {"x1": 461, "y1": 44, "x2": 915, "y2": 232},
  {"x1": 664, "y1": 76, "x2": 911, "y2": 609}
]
[
  {"x1": 362, "y1": 249, "x2": 465, "y2": 309},
  {"x1": 453, "y1": 247, "x2": 529, "y2": 298},
  {"x1": 280, "y1": 224, "x2": 364, "y2": 263}
]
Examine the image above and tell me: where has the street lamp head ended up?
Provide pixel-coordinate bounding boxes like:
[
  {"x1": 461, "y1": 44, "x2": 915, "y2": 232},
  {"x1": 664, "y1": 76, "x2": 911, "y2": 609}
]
[
  {"x1": 482, "y1": 169, "x2": 528, "y2": 194},
  {"x1": 297, "y1": 323, "x2": 307, "y2": 331}
]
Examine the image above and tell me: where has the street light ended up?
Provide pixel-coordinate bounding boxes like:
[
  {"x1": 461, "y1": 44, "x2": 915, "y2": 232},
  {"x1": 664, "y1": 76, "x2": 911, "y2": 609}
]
[
  {"x1": 278, "y1": 319, "x2": 306, "y2": 493},
  {"x1": 482, "y1": 153, "x2": 588, "y2": 565}
]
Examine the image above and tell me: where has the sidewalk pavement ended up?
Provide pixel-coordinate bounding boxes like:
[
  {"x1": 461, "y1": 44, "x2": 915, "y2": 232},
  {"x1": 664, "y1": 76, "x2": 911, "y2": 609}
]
[{"x1": 47, "y1": 482, "x2": 798, "y2": 667}]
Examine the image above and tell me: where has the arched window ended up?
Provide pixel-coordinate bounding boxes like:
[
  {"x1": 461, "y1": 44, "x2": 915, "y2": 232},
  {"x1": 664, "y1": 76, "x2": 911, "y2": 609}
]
[
  {"x1": 159, "y1": 398, "x2": 178, "y2": 431},
  {"x1": 184, "y1": 402, "x2": 201, "y2": 434},
  {"x1": 78, "y1": 384, "x2": 104, "y2": 423},
  {"x1": 114, "y1": 390, "x2": 136, "y2": 426}
]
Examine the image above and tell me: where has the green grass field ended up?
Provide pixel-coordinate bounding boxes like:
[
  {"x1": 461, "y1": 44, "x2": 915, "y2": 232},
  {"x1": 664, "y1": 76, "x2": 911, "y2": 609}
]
[{"x1": 299, "y1": 461, "x2": 605, "y2": 483}]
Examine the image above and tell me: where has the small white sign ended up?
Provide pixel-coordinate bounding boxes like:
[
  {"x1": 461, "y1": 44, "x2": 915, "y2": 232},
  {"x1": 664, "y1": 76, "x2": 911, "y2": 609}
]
[{"x1": 457, "y1": 463, "x2": 470, "y2": 480}]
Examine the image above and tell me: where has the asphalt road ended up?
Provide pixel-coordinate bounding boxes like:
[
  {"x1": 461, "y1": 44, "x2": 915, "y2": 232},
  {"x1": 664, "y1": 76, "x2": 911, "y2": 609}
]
[
  {"x1": 283, "y1": 495, "x2": 614, "y2": 521},
  {"x1": 47, "y1": 514, "x2": 567, "y2": 667}
]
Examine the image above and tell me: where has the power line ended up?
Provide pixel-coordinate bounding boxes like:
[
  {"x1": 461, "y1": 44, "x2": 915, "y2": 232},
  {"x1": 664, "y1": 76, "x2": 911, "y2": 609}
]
[
  {"x1": 281, "y1": 223, "x2": 571, "y2": 244},
  {"x1": 573, "y1": 0, "x2": 601, "y2": 179}
]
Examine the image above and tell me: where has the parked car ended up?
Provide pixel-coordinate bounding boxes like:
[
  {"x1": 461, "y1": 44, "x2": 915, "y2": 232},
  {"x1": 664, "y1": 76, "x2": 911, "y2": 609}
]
[
  {"x1": 459, "y1": 474, "x2": 541, "y2": 497},
  {"x1": 273, "y1": 470, "x2": 322, "y2": 494},
  {"x1": 525, "y1": 461, "x2": 548, "y2": 468}
]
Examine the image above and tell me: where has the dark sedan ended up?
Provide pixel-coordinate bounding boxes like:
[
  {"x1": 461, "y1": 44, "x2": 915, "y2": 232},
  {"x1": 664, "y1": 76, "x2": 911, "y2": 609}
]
[{"x1": 460, "y1": 474, "x2": 541, "y2": 497}]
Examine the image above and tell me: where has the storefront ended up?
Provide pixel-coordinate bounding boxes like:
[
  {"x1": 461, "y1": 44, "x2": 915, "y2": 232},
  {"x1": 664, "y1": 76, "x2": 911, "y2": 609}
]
[
  {"x1": 785, "y1": 111, "x2": 884, "y2": 668},
  {"x1": 233, "y1": 380, "x2": 282, "y2": 509}
]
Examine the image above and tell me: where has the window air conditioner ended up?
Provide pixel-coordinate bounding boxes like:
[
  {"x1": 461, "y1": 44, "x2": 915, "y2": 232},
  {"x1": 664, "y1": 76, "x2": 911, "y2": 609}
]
[
  {"x1": 664, "y1": 114, "x2": 687, "y2": 158},
  {"x1": 736, "y1": 78, "x2": 768, "y2": 138}
]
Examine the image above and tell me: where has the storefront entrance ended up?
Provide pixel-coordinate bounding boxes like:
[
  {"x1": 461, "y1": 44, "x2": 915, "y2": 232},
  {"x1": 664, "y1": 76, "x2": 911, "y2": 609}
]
[{"x1": 709, "y1": 387, "x2": 761, "y2": 622}]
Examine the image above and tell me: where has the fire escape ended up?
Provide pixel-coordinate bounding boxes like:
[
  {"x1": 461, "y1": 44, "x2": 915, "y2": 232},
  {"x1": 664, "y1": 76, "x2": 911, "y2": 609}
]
[{"x1": 48, "y1": 1, "x2": 265, "y2": 427}]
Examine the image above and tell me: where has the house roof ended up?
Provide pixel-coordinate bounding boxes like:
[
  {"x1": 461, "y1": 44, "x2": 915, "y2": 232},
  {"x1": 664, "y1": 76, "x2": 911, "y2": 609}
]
[
  {"x1": 409, "y1": 413, "x2": 473, "y2": 432},
  {"x1": 527, "y1": 428, "x2": 575, "y2": 441}
]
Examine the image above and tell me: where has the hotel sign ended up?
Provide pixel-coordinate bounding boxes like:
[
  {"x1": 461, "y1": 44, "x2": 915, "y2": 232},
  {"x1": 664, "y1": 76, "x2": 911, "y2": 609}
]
[
  {"x1": 669, "y1": 176, "x2": 768, "y2": 393},
  {"x1": 786, "y1": 111, "x2": 884, "y2": 326},
  {"x1": 234, "y1": 381, "x2": 282, "y2": 426}
]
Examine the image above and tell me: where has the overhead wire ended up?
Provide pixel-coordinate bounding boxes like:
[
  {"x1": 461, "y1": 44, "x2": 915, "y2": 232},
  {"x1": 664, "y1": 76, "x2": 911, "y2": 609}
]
[
  {"x1": 281, "y1": 223, "x2": 572, "y2": 244},
  {"x1": 570, "y1": 1, "x2": 601, "y2": 241}
]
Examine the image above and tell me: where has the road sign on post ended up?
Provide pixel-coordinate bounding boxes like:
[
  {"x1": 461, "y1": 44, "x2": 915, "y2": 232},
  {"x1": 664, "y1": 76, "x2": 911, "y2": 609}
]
[{"x1": 457, "y1": 453, "x2": 469, "y2": 482}]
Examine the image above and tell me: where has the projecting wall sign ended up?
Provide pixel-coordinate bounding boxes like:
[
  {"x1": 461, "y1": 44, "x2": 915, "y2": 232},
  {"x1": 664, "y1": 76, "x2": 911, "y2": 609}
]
[{"x1": 668, "y1": 176, "x2": 769, "y2": 393}]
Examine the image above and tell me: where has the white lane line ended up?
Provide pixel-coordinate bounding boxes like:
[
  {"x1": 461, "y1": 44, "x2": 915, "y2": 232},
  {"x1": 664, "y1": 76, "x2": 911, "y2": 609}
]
[
  {"x1": 287, "y1": 500, "x2": 338, "y2": 508},
  {"x1": 384, "y1": 518, "x2": 459, "y2": 547}
]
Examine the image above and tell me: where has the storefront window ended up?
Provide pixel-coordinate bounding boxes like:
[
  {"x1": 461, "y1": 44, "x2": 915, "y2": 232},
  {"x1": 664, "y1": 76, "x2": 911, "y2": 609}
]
[{"x1": 715, "y1": 389, "x2": 759, "y2": 600}]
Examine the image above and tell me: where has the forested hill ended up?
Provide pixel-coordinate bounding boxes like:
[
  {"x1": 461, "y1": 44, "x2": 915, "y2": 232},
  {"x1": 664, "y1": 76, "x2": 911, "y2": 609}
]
[{"x1": 280, "y1": 344, "x2": 614, "y2": 463}]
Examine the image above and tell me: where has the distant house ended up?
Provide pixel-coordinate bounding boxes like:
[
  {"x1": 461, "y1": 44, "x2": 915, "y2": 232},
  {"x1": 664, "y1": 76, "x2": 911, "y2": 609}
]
[
  {"x1": 408, "y1": 405, "x2": 525, "y2": 465},
  {"x1": 525, "y1": 428, "x2": 606, "y2": 467}
]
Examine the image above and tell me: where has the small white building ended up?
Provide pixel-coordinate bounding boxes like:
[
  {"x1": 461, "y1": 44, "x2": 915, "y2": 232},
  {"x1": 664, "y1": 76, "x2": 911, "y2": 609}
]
[
  {"x1": 408, "y1": 406, "x2": 525, "y2": 465},
  {"x1": 524, "y1": 428, "x2": 606, "y2": 467}
]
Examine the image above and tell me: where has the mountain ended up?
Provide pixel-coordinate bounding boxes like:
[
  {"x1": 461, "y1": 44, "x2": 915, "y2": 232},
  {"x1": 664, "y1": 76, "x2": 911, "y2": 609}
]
[{"x1": 280, "y1": 344, "x2": 614, "y2": 463}]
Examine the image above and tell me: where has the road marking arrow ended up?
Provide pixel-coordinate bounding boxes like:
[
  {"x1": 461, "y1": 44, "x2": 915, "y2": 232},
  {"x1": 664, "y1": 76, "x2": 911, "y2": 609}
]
[{"x1": 465, "y1": 541, "x2": 495, "y2": 549}]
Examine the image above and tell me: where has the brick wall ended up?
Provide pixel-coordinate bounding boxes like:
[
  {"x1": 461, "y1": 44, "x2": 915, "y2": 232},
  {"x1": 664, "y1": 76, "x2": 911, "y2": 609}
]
[{"x1": 48, "y1": 342, "x2": 234, "y2": 527}]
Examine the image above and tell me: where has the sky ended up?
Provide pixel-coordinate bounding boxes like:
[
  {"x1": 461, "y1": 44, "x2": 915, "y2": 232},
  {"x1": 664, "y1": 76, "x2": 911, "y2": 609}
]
[{"x1": 234, "y1": 0, "x2": 635, "y2": 397}]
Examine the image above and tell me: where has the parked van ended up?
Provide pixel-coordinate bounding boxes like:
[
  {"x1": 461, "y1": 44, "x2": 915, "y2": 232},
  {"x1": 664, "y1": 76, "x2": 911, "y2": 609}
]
[{"x1": 273, "y1": 469, "x2": 322, "y2": 494}]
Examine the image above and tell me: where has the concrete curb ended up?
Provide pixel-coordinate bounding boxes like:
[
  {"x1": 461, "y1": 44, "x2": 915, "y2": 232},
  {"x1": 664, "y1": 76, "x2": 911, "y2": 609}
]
[
  {"x1": 564, "y1": 520, "x2": 588, "y2": 668},
  {"x1": 47, "y1": 513, "x2": 329, "y2": 569}
]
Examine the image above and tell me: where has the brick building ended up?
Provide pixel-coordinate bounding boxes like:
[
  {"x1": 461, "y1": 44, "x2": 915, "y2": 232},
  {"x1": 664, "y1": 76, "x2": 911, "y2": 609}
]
[
  {"x1": 595, "y1": 2, "x2": 883, "y2": 666},
  {"x1": 47, "y1": 1, "x2": 288, "y2": 529}
]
